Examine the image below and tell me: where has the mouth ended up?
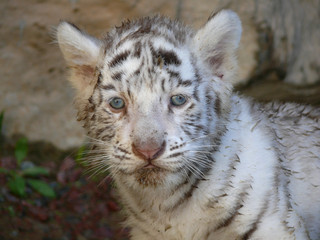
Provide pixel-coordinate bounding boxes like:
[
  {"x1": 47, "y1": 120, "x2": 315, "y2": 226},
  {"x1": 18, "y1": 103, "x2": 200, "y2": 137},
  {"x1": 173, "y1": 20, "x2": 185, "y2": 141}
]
[
  {"x1": 142, "y1": 162, "x2": 159, "y2": 169},
  {"x1": 135, "y1": 163, "x2": 166, "y2": 186}
]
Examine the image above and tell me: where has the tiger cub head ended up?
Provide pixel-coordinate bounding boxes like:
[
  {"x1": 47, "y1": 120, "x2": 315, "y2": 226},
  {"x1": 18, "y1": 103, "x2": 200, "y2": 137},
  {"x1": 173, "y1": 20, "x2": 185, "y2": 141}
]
[{"x1": 57, "y1": 10, "x2": 241, "y2": 189}]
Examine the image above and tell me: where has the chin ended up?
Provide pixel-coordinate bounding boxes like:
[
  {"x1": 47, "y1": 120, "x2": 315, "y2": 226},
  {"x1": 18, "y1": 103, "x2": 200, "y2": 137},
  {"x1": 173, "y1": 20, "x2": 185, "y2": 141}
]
[
  {"x1": 116, "y1": 160, "x2": 186, "y2": 189},
  {"x1": 134, "y1": 166, "x2": 168, "y2": 187}
]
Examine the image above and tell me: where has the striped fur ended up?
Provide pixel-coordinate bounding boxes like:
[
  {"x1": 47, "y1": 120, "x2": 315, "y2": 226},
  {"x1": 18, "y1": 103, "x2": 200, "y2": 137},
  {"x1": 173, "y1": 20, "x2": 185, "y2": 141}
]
[{"x1": 57, "y1": 10, "x2": 320, "y2": 240}]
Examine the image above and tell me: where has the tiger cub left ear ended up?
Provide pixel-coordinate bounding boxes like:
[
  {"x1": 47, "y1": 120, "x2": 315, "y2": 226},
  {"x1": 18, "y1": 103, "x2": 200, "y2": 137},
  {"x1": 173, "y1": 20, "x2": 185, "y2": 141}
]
[
  {"x1": 57, "y1": 22, "x2": 103, "y2": 99},
  {"x1": 192, "y1": 10, "x2": 242, "y2": 81}
]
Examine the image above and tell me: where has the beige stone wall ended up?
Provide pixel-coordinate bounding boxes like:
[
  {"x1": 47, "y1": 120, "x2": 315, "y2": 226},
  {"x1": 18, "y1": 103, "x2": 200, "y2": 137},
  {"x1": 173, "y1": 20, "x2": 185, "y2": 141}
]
[{"x1": 0, "y1": 0, "x2": 319, "y2": 149}]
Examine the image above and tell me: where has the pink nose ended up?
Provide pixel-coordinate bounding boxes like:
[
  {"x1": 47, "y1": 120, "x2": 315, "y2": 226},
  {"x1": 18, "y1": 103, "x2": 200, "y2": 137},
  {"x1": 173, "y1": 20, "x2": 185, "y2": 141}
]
[{"x1": 132, "y1": 141, "x2": 166, "y2": 161}]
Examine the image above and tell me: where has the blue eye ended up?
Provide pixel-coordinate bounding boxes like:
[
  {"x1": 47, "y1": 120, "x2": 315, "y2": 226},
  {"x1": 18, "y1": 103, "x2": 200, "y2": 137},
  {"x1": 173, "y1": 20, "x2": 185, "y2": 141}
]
[
  {"x1": 170, "y1": 95, "x2": 187, "y2": 106},
  {"x1": 109, "y1": 97, "x2": 125, "y2": 109}
]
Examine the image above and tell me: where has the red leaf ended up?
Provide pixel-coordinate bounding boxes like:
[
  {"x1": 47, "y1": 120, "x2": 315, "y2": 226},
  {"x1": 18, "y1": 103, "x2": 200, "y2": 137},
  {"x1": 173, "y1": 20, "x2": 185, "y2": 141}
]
[
  {"x1": 28, "y1": 205, "x2": 49, "y2": 221},
  {"x1": 59, "y1": 157, "x2": 75, "y2": 171},
  {"x1": 0, "y1": 157, "x2": 17, "y2": 169},
  {"x1": 57, "y1": 157, "x2": 82, "y2": 184},
  {"x1": 107, "y1": 201, "x2": 119, "y2": 212},
  {"x1": 66, "y1": 187, "x2": 81, "y2": 202},
  {"x1": 68, "y1": 168, "x2": 82, "y2": 182},
  {"x1": 94, "y1": 226, "x2": 113, "y2": 238}
]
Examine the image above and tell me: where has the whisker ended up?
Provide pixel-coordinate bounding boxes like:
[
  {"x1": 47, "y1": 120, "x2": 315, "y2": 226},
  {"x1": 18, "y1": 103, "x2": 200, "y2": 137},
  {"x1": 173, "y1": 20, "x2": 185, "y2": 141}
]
[
  {"x1": 187, "y1": 150, "x2": 213, "y2": 155},
  {"x1": 182, "y1": 156, "x2": 205, "y2": 178},
  {"x1": 185, "y1": 133, "x2": 218, "y2": 144}
]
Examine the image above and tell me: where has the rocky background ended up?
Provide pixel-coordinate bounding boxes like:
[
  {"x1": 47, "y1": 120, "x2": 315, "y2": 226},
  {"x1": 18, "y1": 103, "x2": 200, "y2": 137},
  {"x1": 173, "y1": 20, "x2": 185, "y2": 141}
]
[{"x1": 1, "y1": 0, "x2": 320, "y2": 149}]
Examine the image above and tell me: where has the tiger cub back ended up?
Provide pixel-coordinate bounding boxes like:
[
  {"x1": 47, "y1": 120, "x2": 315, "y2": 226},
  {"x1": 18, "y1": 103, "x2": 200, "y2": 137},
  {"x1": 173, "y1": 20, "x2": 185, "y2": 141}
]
[{"x1": 57, "y1": 10, "x2": 320, "y2": 240}]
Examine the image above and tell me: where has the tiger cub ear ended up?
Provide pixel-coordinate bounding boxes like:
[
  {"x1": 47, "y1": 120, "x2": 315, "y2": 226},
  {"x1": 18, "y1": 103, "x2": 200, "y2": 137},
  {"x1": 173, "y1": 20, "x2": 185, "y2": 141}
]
[
  {"x1": 57, "y1": 22, "x2": 102, "y2": 98},
  {"x1": 192, "y1": 10, "x2": 242, "y2": 82}
]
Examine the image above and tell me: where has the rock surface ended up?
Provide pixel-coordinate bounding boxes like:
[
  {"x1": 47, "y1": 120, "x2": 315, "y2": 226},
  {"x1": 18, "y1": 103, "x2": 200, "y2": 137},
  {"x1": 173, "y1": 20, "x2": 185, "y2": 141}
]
[{"x1": 0, "y1": 0, "x2": 319, "y2": 149}]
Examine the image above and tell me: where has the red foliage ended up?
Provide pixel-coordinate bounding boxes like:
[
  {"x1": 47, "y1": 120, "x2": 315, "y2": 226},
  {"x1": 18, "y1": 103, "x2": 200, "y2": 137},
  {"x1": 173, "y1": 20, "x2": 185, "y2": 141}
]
[{"x1": 0, "y1": 156, "x2": 129, "y2": 240}]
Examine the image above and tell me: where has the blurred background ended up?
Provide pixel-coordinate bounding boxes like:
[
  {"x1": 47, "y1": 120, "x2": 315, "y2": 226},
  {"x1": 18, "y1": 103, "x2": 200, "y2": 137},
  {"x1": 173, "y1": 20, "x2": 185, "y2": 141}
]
[
  {"x1": 0, "y1": 0, "x2": 319, "y2": 239},
  {"x1": 1, "y1": 0, "x2": 320, "y2": 149}
]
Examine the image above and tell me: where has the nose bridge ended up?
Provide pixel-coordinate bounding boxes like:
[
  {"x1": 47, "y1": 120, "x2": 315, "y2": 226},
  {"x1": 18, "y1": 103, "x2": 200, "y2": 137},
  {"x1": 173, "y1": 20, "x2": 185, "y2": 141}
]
[{"x1": 132, "y1": 104, "x2": 165, "y2": 149}]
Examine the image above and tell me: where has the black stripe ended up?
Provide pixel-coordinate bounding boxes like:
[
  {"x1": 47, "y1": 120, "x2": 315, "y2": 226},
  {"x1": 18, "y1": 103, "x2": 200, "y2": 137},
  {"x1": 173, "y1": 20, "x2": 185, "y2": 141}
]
[
  {"x1": 96, "y1": 126, "x2": 112, "y2": 137},
  {"x1": 214, "y1": 94, "x2": 221, "y2": 116},
  {"x1": 101, "y1": 133, "x2": 115, "y2": 141},
  {"x1": 167, "y1": 70, "x2": 180, "y2": 79},
  {"x1": 100, "y1": 84, "x2": 116, "y2": 91},
  {"x1": 113, "y1": 154, "x2": 130, "y2": 161},
  {"x1": 108, "y1": 50, "x2": 130, "y2": 68},
  {"x1": 161, "y1": 78, "x2": 166, "y2": 91},
  {"x1": 214, "y1": 195, "x2": 246, "y2": 230},
  {"x1": 87, "y1": 96, "x2": 96, "y2": 113},
  {"x1": 186, "y1": 103, "x2": 195, "y2": 112},
  {"x1": 97, "y1": 89, "x2": 103, "y2": 106},
  {"x1": 126, "y1": 205, "x2": 158, "y2": 238},
  {"x1": 90, "y1": 113, "x2": 96, "y2": 121},
  {"x1": 177, "y1": 79, "x2": 193, "y2": 87},
  {"x1": 165, "y1": 176, "x2": 198, "y2": 211},
  {"x1": 102, "y1": 108, "x2": 113, "y2": 116},
  {"x1": 97, "y1": 72, "x2": 103, "y2": 85},
  {"x1": 171, "y1": 169, "x2": 192, "y2": 191},
  {"x1": 127, "y1": 89, "x2": 132, "y2": 99},
  {"x1": 111, "y1": 72, "x2": 123, "y2": 81},
  {"x1": 185, "y1": 122, "x2": 205, "y2": 132},
  {"x1": 208, "y1": 11, "x2": 219, "y2": 21},
  {"x1": 126, "y1": 205, "x2": 145, "y2": 224},
  {"x1": 169, "y1": 142, "x2": 186, "y2": 151},
  {"x1": 192, "y1": 153, "x2": 215, "y2": 180},
  {"x1": 133, "y1": 42, "x2": 142, "y2": 58},
  {"x1": 157, "y1": 48, "x2": 181, "y2": 66},
  {"x1": 181, "y1": 125, "x2": 193, "y2": 137},
  {"x1": 167, "y1": 152, "x2": 183, "y2": 159},
  {"x1": 149, "y1": 43, "x2": 181, "y2": 67},
  {"x1": 117, "y1": 147, "x2": 130, "y2": 155},
  {"x1": 193, "y1": 85, "x2": 200, "y2": 101},
  {"x1": 134, "y1": 69, "x2": 141, "y2": 76},
  {"x1": 167, "y1": 154, "x2": 214, "y2": 211},
  {"x1": 205, "y1": 90, "x2": 213, "y2": 104},
  {"x1": 241, "y1": 199, "x2": 269, "y2": 240},
  {"x1": 185, "y1": 113, "x2": 202, "y2": 122}
]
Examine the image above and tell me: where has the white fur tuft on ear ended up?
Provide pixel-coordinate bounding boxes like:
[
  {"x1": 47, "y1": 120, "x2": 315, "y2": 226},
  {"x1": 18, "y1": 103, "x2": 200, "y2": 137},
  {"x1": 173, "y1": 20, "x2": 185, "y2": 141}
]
[
  {"x1": 57, "y1": 21, "x2": 102, "y2": 66},
  {"x1": 57, "y1": 22, "x2": 103, "y2": 98},
  {"x1": 192, "y1": 10, "x2": 242, "y2": 81}
]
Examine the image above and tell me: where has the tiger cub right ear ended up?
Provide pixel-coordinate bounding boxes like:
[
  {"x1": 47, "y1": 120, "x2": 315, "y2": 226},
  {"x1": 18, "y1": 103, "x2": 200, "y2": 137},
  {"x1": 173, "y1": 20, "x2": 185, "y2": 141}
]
[
  {"x1": 192, "y1": 10, "x2": 242, "y2": 82},
  {"x1": 56, "y1": 22, "x2": 103, "y2": 98}
]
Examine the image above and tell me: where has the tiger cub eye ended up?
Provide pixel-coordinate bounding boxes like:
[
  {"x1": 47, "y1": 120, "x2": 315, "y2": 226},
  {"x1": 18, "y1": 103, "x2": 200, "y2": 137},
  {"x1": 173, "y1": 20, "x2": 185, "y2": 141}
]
[
  {"x1": 109, "y1": 97, "x2": 125, "y2": 109},
  {"x1": 170, "y1": 95, "x2": 187, "y2": 106}
]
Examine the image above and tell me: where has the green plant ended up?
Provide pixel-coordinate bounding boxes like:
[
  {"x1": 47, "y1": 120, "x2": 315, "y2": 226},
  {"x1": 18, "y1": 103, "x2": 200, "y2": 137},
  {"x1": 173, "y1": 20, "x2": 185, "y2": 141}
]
[
  {"x1": 75, "y1": 145, "x2": 87, "y2": 167},
  {"x1": 0, "y1": 137, "x2": 56, "y2": 198},
  {"x1": 0, "y1": 111, "x2": 4, "y2": 132}
]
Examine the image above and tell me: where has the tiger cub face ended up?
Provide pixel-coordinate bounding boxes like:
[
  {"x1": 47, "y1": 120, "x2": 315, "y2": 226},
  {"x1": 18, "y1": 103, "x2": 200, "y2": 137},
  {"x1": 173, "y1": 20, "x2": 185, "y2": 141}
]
[{"x1": 57, "y1": 10, "x2": 241, "y2": 189}]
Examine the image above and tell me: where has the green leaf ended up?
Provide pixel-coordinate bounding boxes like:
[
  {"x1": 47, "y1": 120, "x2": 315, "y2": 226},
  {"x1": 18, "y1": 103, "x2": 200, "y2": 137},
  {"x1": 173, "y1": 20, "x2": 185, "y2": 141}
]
[
  {"x1": 0, "y1": 167, "x2": 9, "y2": 174},
  {"x1": 0, "y1": 110, "x2": 4, "y2": 132},
  {"x1": 22, "y1": 166, "x2": 49, "y2": 177},
  {"x1": 15, "y1": 137, "x2": 28, "y2": 166},
  {"x1": 7, "y1": 206, "x2": 15, "y2": 217},
  {"x1": 75, "y1": 145, "x2": 87, "y2": 167},
  {"x1": 8, "y1": 174, "x2": 26, "y2": 197},
  {"x1": 27, "y1": 179, "x2": 56, "y2": 198}
]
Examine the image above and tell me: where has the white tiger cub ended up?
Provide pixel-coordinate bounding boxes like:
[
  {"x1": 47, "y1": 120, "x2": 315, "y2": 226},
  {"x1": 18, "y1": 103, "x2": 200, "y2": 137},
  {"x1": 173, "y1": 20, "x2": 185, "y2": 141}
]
[{"x1": 57, "y1": 10, "x2": 320, "y2": 240}]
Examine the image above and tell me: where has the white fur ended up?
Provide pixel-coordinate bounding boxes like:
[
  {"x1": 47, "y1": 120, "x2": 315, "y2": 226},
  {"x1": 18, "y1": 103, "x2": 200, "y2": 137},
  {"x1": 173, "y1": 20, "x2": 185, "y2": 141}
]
[
  {"x1": 192, "y1": 10, "x2": 242, "y2": 83},
  {"x1": 57, "y1": 22, "x2": 102, "y2": 66},
  {"x1": 57, "y1": 10, "x2": 320, "y2": 240}
]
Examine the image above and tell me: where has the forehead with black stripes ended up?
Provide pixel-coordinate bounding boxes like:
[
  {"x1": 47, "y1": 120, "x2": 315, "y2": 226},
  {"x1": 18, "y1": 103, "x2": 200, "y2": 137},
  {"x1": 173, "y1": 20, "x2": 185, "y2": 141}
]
[{"x1": 99, "y1": 16, "x2": 199, "y2": 92}]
